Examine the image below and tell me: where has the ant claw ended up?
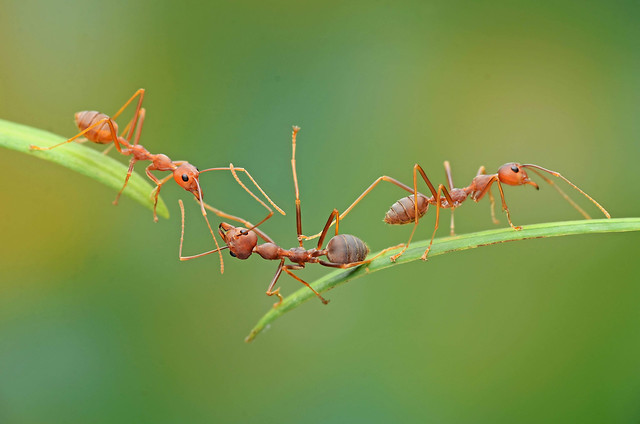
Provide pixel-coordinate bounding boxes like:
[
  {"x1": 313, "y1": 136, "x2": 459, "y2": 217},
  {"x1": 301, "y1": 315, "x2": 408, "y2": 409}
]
[{"x1": 268, "y1": 288, "x2": 283, "y2": 308}]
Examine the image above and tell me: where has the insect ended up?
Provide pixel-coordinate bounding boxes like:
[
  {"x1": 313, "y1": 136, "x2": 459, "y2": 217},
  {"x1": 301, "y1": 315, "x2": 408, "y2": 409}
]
[
  {"x1": 29, "y1": 89, "x2": 285, "y2": 273},
  {"x1": 306, "y1": 161, "x2": 611, "y2": 262},
  {"x1": 179, "y1": 126, "x2": 395, "y2": 306}
]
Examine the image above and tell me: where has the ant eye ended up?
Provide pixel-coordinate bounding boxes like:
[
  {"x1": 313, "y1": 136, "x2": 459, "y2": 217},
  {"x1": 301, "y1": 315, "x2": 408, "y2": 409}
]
[
  {"x1": 511, "y1": 165, "x2": 519, "y2": 173},
  {"x1": 240, "y1": 230, "x2": 248, "y2": 236},
  {"x1": 182, "y1": 174, "x2": 189, "y2": 182},
  {"x1": 229, "y1": 251, "x2": 236, "y2": 258}
]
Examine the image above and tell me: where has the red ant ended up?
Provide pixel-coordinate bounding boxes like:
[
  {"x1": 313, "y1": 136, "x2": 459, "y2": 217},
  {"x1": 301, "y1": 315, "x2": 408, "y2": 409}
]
[
  {"x1": 29, "y1": 89, "x2": 285, "y2": 273},
  {"x1": 179, "y1": 126, "x2": 396, "y2": 306},
  {"x1": 303, "y1": 161, "x2": 610, "y2": 262}
]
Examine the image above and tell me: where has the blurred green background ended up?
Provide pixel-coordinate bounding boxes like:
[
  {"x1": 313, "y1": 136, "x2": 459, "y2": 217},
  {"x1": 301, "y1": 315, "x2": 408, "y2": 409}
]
[{"x1": 1, "y1": 0, "x2": 639, "y2": 422}]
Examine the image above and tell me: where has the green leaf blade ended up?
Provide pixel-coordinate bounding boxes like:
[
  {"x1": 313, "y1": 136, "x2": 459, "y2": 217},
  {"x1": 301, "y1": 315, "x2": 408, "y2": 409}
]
[
  {"x1": 0, "y1": 118, "x2": 169, "y2": 219},
  {"x1": 246, "y1": 218, "x2": 640, "y2": 342}
]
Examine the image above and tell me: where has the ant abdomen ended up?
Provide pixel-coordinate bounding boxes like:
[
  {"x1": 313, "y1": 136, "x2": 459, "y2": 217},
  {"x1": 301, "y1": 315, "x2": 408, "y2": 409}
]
[
  {"x1": 384, "y1": 195, "x2": 429, "y2": 225},
  {"x1": 75, "y1": 111, "x2": 117, "y2": 144},
  {"x1": 326, "y1": 234, "x2": 369, "y2": 264}
]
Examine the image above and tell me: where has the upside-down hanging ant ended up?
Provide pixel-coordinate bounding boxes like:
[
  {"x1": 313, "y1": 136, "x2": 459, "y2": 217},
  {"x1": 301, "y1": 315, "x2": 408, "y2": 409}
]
[
  {"x1": 179, "y1": 126, "x2": 397, "y2": 306},
  {"x1": 29, "y1": 89, "x2": 285, "y2": 273},
  {"x1": 303, "y1": 161, "x2": 610, "y2": 262}
]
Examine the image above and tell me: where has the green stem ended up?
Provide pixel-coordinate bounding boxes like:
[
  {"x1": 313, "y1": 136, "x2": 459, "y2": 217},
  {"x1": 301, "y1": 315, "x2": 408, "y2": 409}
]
[
  {"x1": 246, "y1": 218, "x2": 640, "y2": 342},
  {"x1": 0, "y1": 118, "x2": 169, "y2": 219}
]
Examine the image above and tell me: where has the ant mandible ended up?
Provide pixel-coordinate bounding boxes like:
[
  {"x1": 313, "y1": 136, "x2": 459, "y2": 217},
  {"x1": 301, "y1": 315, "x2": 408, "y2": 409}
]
[
  {"x1": 29, "y1": 89, "x2": 285, "y2": 273},
  {"x1": 307, "y1": 160, "x2": 611, "y2": 262},
  {"x1": 179, "y1": 126, "x2": 397, "y2": 306}
]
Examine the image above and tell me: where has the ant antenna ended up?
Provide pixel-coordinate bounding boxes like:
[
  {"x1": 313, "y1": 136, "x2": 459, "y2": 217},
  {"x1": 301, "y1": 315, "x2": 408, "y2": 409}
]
[
  {"x1": 179, "y1": 200, "x2": 229, "y2": 263},
  {"x1": 521, "y1": 164, "x2": 610, "y2": 219}
]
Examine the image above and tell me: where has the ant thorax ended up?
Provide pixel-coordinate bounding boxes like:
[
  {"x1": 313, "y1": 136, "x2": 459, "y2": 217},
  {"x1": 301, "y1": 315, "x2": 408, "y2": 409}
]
[
  {"x1": 130, "y1": 144, "x2": 151, "y2": 161},
  {"x1": 467, "y1": 174, "x2": 495, "y2": 201}
]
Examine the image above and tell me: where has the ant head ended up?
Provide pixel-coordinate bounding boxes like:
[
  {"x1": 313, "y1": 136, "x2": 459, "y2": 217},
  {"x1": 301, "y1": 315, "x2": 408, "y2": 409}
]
[
  {"x1": 497, "y1": 163, "x2": 539, "y2": 189},
  {"x1": 218, "y1": 222, "x2": 257, "y2": 260},
  {"x1": 173, "y1": 163, "x2": 202, "y2": 199}
]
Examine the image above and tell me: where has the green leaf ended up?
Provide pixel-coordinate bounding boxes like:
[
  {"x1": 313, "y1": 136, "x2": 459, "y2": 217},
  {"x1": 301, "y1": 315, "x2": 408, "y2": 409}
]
[
  {"x1": 246, "y1": 218, "x2": 640, "y2": 342},
  {"x1": 0, "y1": 118, "x2": 169, "y2": 219}
]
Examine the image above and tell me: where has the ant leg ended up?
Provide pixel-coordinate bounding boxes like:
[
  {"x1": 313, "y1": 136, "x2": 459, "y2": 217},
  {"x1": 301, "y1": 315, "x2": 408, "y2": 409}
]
[
  {"x1": 170, "y1": 165, "x2": 226, "y2": 272},
  {"x1": 290, "y1": 126, "x2": 304, "y2": 247},
  {"x1": 36, "y1": 90, "x2": 142, "y2": 152},
  {"x1": 495, "y1": 181, "x2": 521, "y2": 230},
  {"x1": 266, "y1": 260, "x2": 286, "y2": 307},
  {"x1": 449, "y1": 210, "x2": 456, "y2": 236},
  {"x1": 319, "y1": 208, "x2": 405, "y2": 266},
  {"x1": 178, "y1": 200, "x2": 228, "y2": 261},
  {"x1": 228, "y1": 165, "x2": 275, "y2": 232},
  {"x1": 444, "y1": 161, "x2": 455, "y2": 236},
  {"x1": 145, "y1": 167, "x2": 174, "y2": 222},
  {"x1": 113, "y1": 106, "x2": 147, "y2": 147},
  {"x1": 316, "y1": 206, "x2": 386, "y2": 258},
  {"x1": 371, "y1": 243, "x2": 406, "y2": 260},
  {"x1": 101, "y1": 106, "x2": 143, "y2": 155},
  {"x1": 444, "y1": 161, "x2": 454, "y2": 191},
  {"x1": 30, "y1": 117, "x2": 122, "y2": 152},
  {"x1": 476, "y1": 165, "x2": 500, "y2": 224},
  {"x1": 421, "y1": 184, "x2": 451, "y2": 260},
  {"x1": 390, "y1": 164, "x2": 435, "y2": 262},
  {"x1": 101, "y1": 118, "x2": 132, "y2": 155},
  {"x1": 200, "y1": 165, "x2": 278, "y2": 231},
  {"x1": 199, "y1": 210, "x2": 225, "y2": 274},
  {"x1": 487, "y1": 191, "x2": 499, "y2": 224},
  {"x1": 109, "y1": 109, "x2": 147, "y2": 203},
  {"x1": 316, "y1": 209, "x2": 340, "y2": 250},
  {"x1": 132, "y1": 108, "x2": 146, "y2": 145},
  {"x1": 197, "y1": 163, "x2": 286, "y2": 235},
  {"x1": 199, "y1": 165, "x2": 276, "y2": 235},
  {"x1": 391, "y1": 164, "x2": 457, "y2": 262},
  {"x1": 283, "y1": 265, "x2": 329, "y2": 305},
  {"x1": 109, "y1": 89, "x2": 145, "y2": 143},
  {"x1": 113, "y1": 157, "x2": 138, "y2": 205},
  {"x1": 118, "y1": 116, "x2": 134, "y2": 140},
  {"x1": 228, "y1": 166, "x2": 285, "y2": 215},
  {"x1": 303, "y1": 175, "x2": 417, "y2": 241},
  {"x1": 318, "y1": 259, "x2": 369, "y2": 269}
]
